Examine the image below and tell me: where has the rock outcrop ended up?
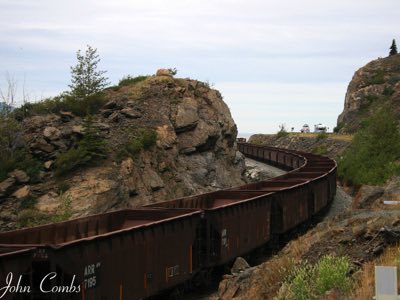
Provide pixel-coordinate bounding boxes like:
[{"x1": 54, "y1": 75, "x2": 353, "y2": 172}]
[
  {"x1": 248, "y1": 134, "x2": 351, "y2": 159},
  {"x1": 0, "y1": 72, "x2": 246, "y2": 230},
  {"x1": 337, "y1": 54, "x2": 400, "y2": 133}
]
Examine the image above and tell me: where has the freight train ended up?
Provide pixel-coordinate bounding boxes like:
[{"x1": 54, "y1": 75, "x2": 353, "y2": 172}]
[{"x1": 0, "y1": 143, "x2": 336, "y2": 300}]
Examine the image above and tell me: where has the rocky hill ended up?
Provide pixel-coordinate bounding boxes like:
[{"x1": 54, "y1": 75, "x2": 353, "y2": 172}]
[
  {"x1": 337, "y1": 54, "x2": 400, "y2": 133},
  {"x1": 0, "y1": 71, "x2": 246, "y2": 230},
  {"x1": 248, "y1": 133, "x2": 351, "y2": 159}
]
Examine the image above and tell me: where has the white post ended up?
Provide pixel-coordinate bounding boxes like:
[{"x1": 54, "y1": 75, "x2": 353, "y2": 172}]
[{"x1": 375, "y1": 266, "x2": 398, "y2": 300}]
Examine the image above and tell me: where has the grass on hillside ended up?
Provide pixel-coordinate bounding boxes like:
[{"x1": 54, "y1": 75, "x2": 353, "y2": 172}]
[{"x1": 287, "y1": 132, "x2": 353, "y2": 142}]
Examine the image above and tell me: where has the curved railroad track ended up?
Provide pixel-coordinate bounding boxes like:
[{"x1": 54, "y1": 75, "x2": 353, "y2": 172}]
[{"x1": 0, "y1": 143, "x2": 336, "y2": 300}]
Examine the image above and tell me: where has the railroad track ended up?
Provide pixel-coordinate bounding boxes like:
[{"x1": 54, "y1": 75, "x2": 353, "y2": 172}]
[{"x1": 0, "y1": 143, "x2": 336, "y2": 300}]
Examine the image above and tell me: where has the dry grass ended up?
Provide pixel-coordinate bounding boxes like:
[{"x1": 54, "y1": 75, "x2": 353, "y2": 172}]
[
  {"x1": 251, "y1": 233, "x2": 324, "y2": 299},
  {"x1": 288, "y1": 133, "x2": 353, "y2": 141},
  {"x1": 349, "y1": 244, "x2": 400, "y2": 299}
]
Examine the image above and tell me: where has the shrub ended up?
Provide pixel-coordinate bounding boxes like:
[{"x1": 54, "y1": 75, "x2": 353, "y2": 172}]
[
  {"x1": 333, "y1": 122, "x2": 344, "y2": 133},
  {"x1": 0, "y1": 116, "x2": 41, "y2": 181},
  {"x1": 117, "y1": 128, "x2": 157, "y2": 161},
  {"x1": 20, "y1": 196, "x2": 37, "y2": 210},
  {"x1": 17, "y1": 194, "x2": 73, "y2": 228},
  {"x1": 17, "y1": 210, "x2": 54, "y2": 228},
  {"x1": 15, "y1": 92, "x2": 107, "y2": 118},
  {"x1": 288, "y1": 263, "x2": 315, "y2": 300},
  {"x1": 316, "y1": 132, "x2": 328, "y2": 141},
  {"x1": 277, "y1": 124, "x2": 289, "y2": 139},
  {"x1": 118, "y1": 75, "x2": 148, "y2": 87},
  {"x1": 338, "y1": 106, "x2": 400, "y2": 185},
  {"x1": 366, "y1": 69, "x2": 385, "y2": 85},
  {"x1": 275, "y1": 255, "x2": 352, "y2": 300},
  {"x1": 55, "y1": 147, "x2": 91, "y2": 176},
  {"x1": 315, "y1": 255, "x2": 351, "y2": 295},
  {"x1": 52, "y1": 193, "x2": 73, "y2": 222},
  {"x1": 312, "y1": 144, "x2": 328, "y2": 156},
  {"x1": 139, "y1": 128, "x2": 157, "y2": 149},
  {"x1": 126, "y1": 139, "x2": 144, "y2": 157},
  {"x1": 55, "y1": 116, "x2": 108, "y2": 176}
]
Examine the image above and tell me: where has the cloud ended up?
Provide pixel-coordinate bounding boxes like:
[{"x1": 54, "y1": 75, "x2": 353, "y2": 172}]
[{"x1": 0, "y1": 0, "x2": 399, "y2": 132}]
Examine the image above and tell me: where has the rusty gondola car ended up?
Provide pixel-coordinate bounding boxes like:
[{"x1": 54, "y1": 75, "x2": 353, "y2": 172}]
[
  {"x1": 145, "y1": 190, "x2": 274, "y2": 266},
  {"x1": 0, "y1": 209, "x2": 203, "y2": 299},
  {"x1": 0, "y1": 144, "x2": 337, "y2": 299}
]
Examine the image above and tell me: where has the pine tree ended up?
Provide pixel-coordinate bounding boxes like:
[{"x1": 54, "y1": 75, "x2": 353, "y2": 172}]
[
  {"x1": 80, "y1": 116, "x2": 108, "y2": 160},
  {"x1": 389, "y1": 39, "x2": 398, "y2": 56},
  {"x1": 69, "y1": 45, "x2": 109, "y2": 99},
  {"x1": 54, "y1": 116, "x2": 108, "y2": 176}
]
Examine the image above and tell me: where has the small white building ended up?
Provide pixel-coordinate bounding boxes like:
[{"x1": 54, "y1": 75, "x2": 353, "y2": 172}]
[{"x1": 314, "y1": 123, "x2": 327, "y2": 133}]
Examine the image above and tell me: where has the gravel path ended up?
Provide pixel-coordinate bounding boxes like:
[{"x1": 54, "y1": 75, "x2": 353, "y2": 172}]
[
  {"x1": 244, "y1": 158, "x2": 286, "y2": 181},
  {"x1": 323, "y1": 185, "x2": 353, "y2": 219}
]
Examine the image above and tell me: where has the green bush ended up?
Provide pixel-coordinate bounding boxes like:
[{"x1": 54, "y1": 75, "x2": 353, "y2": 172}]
[
  {"x1": 333, "y1": 122, "x2": 344, "y2": 133},
  {"x1": 17, "y1": 194, "x2": 73, "y2": 228},
  {"x1": 15, "y1": 92, "x2": 106, "y2": 118},
  {"x1": 118, "y1": 75, "x2": 148, "y2": 87},
  {"x1": 288, "y1": 264, "x2": 315, "y2": 300},
  {"x1": 366, "y1": 69, "x2": 385, "y2": 85},
  {"x1": 17, "y1": 210, "x2": 54, "y2": 228},
  {"x1": 126, "y1": 139, "x2": 144, "y2": 156},
  {"x1": 54, "y1": 147, "x2": 92, "y2": 176},
  {"x1": 277, "y1": 124, "x2": 289, "y2": 139},
  {"x1": 55, "y1": 117, "x2": 108, "y2": 176},
  {"x1": 315, "y1": 255, "x2": 351, "y2": 295},
  {"x1": 139, "y1": 129, "x2": 157, "y2": 149},
  {"x1": 338, "y1": 106, "x2": 400, "y2": 185},
  {"x1": 20, "y1": 196, "x2": 37, "y2": 210},
  {"x1": 116, "y1": 128, "x2": 157, "y2": 161},
  {"x1": 312, "y1": 144, "x2": 328, "y2": 156},
  {"x1": 0, "y1": 116, "x2": 42, "y2": 181},
  {"x1": 316, "y1": 132, "x2": 328, "y2": 141},
  {"x1": 275, "y1": 255, "x2": 352, "y2": 300},
  {"x1": 0, "y1": 149, "x2": 41, "y2": 181}
]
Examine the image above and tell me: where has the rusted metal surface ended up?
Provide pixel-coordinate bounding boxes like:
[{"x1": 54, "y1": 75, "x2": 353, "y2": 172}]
[
  {"x1": 0, "y1": 209, "x2": 203, "y2": 299},
  {"x1": 145, "y1": 191, "x2": 273, "y2": 265},
  {"x1": 0, "y1": 143, "x2": 336, "y2": 299},
  {"x1": 237, "y1": 143, "x2": 337, "y2": 232}
]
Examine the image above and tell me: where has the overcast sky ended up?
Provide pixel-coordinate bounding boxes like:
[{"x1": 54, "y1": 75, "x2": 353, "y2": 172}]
[{"x1": 0, "y1": 0, "x2": 398, "y2": 134}]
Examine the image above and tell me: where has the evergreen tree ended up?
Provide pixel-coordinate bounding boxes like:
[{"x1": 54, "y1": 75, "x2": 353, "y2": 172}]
[
  {"x1": 79, "y1": 116, "x2": 108, "y2": 160},
  {"x1": 54, "y1": 116, "x2": 108, "y2": 176},
  {"x1": 69, "y1": 45, "x2": 109, "y2": 99},
  {"x1": 389, "y1": 39, "x2": 398, "y2": 56}
]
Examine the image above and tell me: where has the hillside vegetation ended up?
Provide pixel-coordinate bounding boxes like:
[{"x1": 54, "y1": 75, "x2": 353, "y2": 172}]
[
  {"x1": 0, "y1": 72, "x2": 245, "y2": 231},
  {"x1": 337, "y1": 54, "x2": 400, "y2": 133}
]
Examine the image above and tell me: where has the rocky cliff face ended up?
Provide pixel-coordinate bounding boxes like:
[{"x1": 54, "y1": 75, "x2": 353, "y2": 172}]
[
  {"x1": 337, "y1": 54, "x2": 400, "y2": 133},
  {"x1": 0, "y1": 72, "x2": 246, "y2": 230}
]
